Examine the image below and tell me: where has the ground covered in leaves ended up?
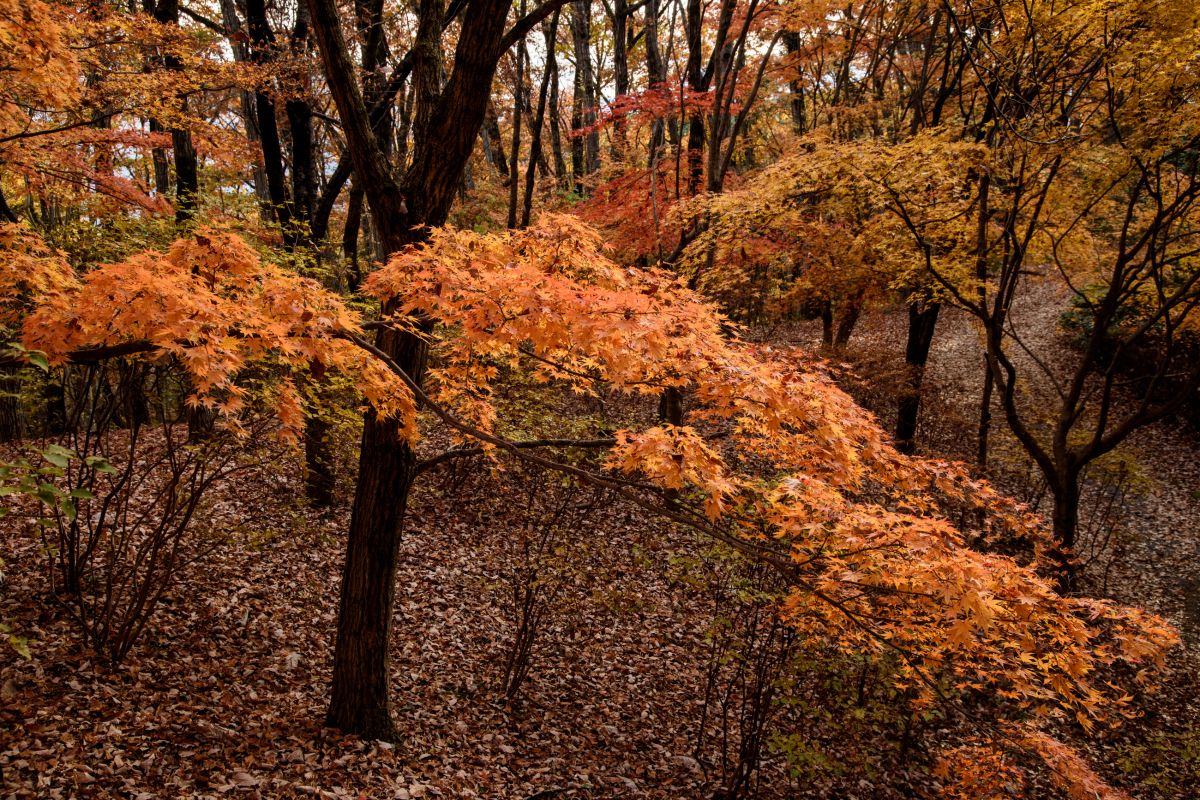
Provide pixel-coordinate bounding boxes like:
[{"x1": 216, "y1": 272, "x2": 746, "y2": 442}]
[
  {"x1": 2, "y1": 451, "x2": 937, "y2": 799},
  {"x1": 4, "y1": 285, "x2": 1199, "y2": 798}
]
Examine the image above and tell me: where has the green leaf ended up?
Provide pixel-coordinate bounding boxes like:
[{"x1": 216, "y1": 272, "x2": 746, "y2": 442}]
[
  {"x1": 27, "y1": 351, "x2": 50, "y2": 372},
  {"x1": 7, "y1": 634, "x2": 31, "y2": 660},
  {"x1": 84, "y1": 455, "x2": 117, "y2": 475},
  {"x1": 69, "y1": 488, "x2": 93, "y2": 499},
  {"x1": 43, "y1": 444, "x2": 74, "y2": 468}
]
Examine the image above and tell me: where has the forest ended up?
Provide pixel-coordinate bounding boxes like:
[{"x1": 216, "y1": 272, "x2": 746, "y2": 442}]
[{"x1": 1, "y1": 0, "x2": 1198, "y2": 797}]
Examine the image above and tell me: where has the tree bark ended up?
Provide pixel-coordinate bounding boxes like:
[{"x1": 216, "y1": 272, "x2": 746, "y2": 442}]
[
  {"x1": 521, "y1": 11, "x2": 559, "y2": 227},
  {"x1": 0, "y1": 367, "x2": 22, "y2": 442},
  {"x1": 1051, "y1": 474, "x2": 1080, "y2": 594},
  {"x1": 569, "y1": 0, "x2": 599, "y2": 192},
  {"x1": 894, "y1": 299, "x2": 940, "y2": 454},
  {"x1": 507, "y1": 9, "x2": 527, "y2": 229},
  {"x1": 308, "y1": 0, "x2": 520, "y2": 739},
  {"x1": 546, "y1": 24, "x2": 568, "y2": 184}
]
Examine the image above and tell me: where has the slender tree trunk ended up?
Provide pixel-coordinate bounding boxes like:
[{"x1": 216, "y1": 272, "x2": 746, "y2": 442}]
[
  {"x1": 507, "y1": 9, "x2": 527, "y2": 229},
  {"x1": 546, "y1": 29, "x2": 568, "y2": 185},
  {"x1": 522, "y1": 12, "x2": 559, "y2": 227},
  {"x1": 344, "y1": 185, "x2": 364, "y2": 289},
  {"x1": 0, "y1": 367, "x2": 22, "y2": 442},
  {"x1": 610, "y1": 0, "x2": 629, "y2": 160},
  {"x1": 245, "y1": 0, "x2": 295, "y2": 237},
  {"x1": 894, "y1": 299, "x2": 941, "y2": 454},
  {"x1": 974, "y1": 173, "x2": 993, "y2": 468},
  {"x1": 978, "y1": 366, "x2": 994, "y2": 466},
  {"x1": 644, "y1": 0, "x2": 666, "y2": 155},
  {"x1": 484, "y1": 102, "x2": 511, "y2": 180},
  {"x1": 569, "y1": 0, "x2": 599, "y2": 192}
]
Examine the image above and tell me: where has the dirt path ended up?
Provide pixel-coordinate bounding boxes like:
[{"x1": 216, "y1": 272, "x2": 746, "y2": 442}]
[{"x1": 779, "y1": 280, "x2": 1200, "y2": 644}]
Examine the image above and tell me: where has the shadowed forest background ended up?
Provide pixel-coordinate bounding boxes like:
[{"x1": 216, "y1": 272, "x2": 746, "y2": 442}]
[{"x1": 2, "y1": 0, "x2": 1200, "y2": 797}]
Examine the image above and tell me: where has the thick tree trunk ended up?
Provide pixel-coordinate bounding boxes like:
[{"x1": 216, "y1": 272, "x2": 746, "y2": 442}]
[
  {"x1": 820, "y1": 300, "x2": 834, "y2": 348},
  {"x1": 309, "y1": 0, "x2": 515, "y2": 740},
  {"x1": 832, "y1": 291, "x2": 865, "y2": 348},
  {"x1": 1051, "y1": 475, "x2": 1080, "y2": 594},
  {"x1": 894, "y1": 300, "x2": 940, "y2": 454},
  {"x1": 325, "y1": 328, "x2": 425, "y2": 737}
]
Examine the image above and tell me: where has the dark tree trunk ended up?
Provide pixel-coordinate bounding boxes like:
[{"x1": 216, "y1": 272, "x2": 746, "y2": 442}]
[
  {"x1": 325, "y1": 329, "x2": 424, "y2": 738},
  {"x1": 820, "y1": 300, "x2": 834, "y2": 348},
  {"x1": 569, "y1": 0, "x2": 599, "y2": 192},
  {"x1": 218, "y1": 0, "x2": 269, "y2": 206},
  {"x1": 149, "y1": 119, "x2": 171, "y2": 197},
  {"x1": 644, "y1": 0, "x2": 666, "y2": 155},
  {"x1": 151, "y1": 0, "x2": 198, "y2": 224},
  {"x1": 308, "y1": 0, "x2": 517, "y2": 739},
  {"x1": 522, "y1": 12, "x2": 559, "y2": 227},
  {"x1": 978, "y1": 364, "x2": 994, "y2": 467},
  {"x1": 894, "y1": 299, "x2": 941, "y2": 454},
  {"x1": 610, "y1": 0, "x2": 629, "y2": 161},
  {"x1": 1051, "y1": 474, "x2": 1080, "y2": 594},
  {"x1": 782, "y1": 31, "x2": 807, "y2": 135},
  {"x1": 171, "y1": 126, "x2": 199, "y2": 224},
  {"x1": 0, "y1": 367, "x2": 22, "y2": 442},
  {"x1": 507, "y1": 12, "x2": 527, "y2": 229},
  {"x1": 484, "y1": 102, "x2": 511, "y2": 180},
  {"x1": 245, "y1": 0, "x2": 293, "y2": 235},
  {"x1": 45, "y1": 369, "x2": 68, "y2": 436},
  {"x1": 832, "y1": 291, "x2": 864, "y2": 348},
  {"x1": 343, "y1": 185, "x2": 364, "y2": 289},
  {"x1": 546, "y1": 25, "x2": 568, "y2": 184}
]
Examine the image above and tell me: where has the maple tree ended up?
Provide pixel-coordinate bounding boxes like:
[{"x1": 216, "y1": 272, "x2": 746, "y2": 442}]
[{"x1": 2, "y1": 214, "x2": 1180, "y2": 795}]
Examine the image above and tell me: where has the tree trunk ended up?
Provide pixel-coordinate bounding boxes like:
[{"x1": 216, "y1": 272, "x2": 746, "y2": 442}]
[
  {"x1": 245, "y1": 0, "x2": 293, "y2": 235},
  {"x1": 507, "y1": 10, "x2": 527, "y2": 229},
  {"x1": 610, "y1": 0, "x2": 629, "y2": 161},
  {"x1": 0, "y1": 366, "x2": 22, "y2": 442},
  {"x1": 569, "y1": 0, "x2": 599, "y2": 192},
  {"x1": 644, "y1": 0, "x2": 666, "y2": 156},
  {"x1": 325, "y1": 330, "x2": 424, "y2": 738},
  {"x1": 894, "y1": 299, "x2": 940, "y2": 454},
  {"x1": 309, "y1": 0, "x2": 515, "y2": 739},
  {"x1": 782, "y1": 32, "x2": 807, "y2": 135},
  {"x1": 977, "y1": 363, "x2": 994, "y2": 467},
  {"x1": 832, "y1": 291, "x2": 864, "y2": 348},
  {"x1": 522, "y1": 12, "x2": 559, "y2": 227},
  {"x1": 1051, "y1": 475, "x2": 1080, "y2": 594},
  {"x1": 546, "y1": 28, "x2": 568, "y2": 185},
  {"x1": 484, "y1": 102, "x2": 510, "y2": 180}
]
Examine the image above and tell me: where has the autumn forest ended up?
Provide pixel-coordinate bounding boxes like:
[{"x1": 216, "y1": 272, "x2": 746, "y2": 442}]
[{"x1": 2, "y1": 0, "x2": 1199, "y2": 797}]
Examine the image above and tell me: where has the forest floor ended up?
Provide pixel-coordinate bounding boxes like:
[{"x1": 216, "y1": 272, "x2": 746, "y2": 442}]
[{"x1": 3, "y1": 278, "x2": 1199, "y2": 799}]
